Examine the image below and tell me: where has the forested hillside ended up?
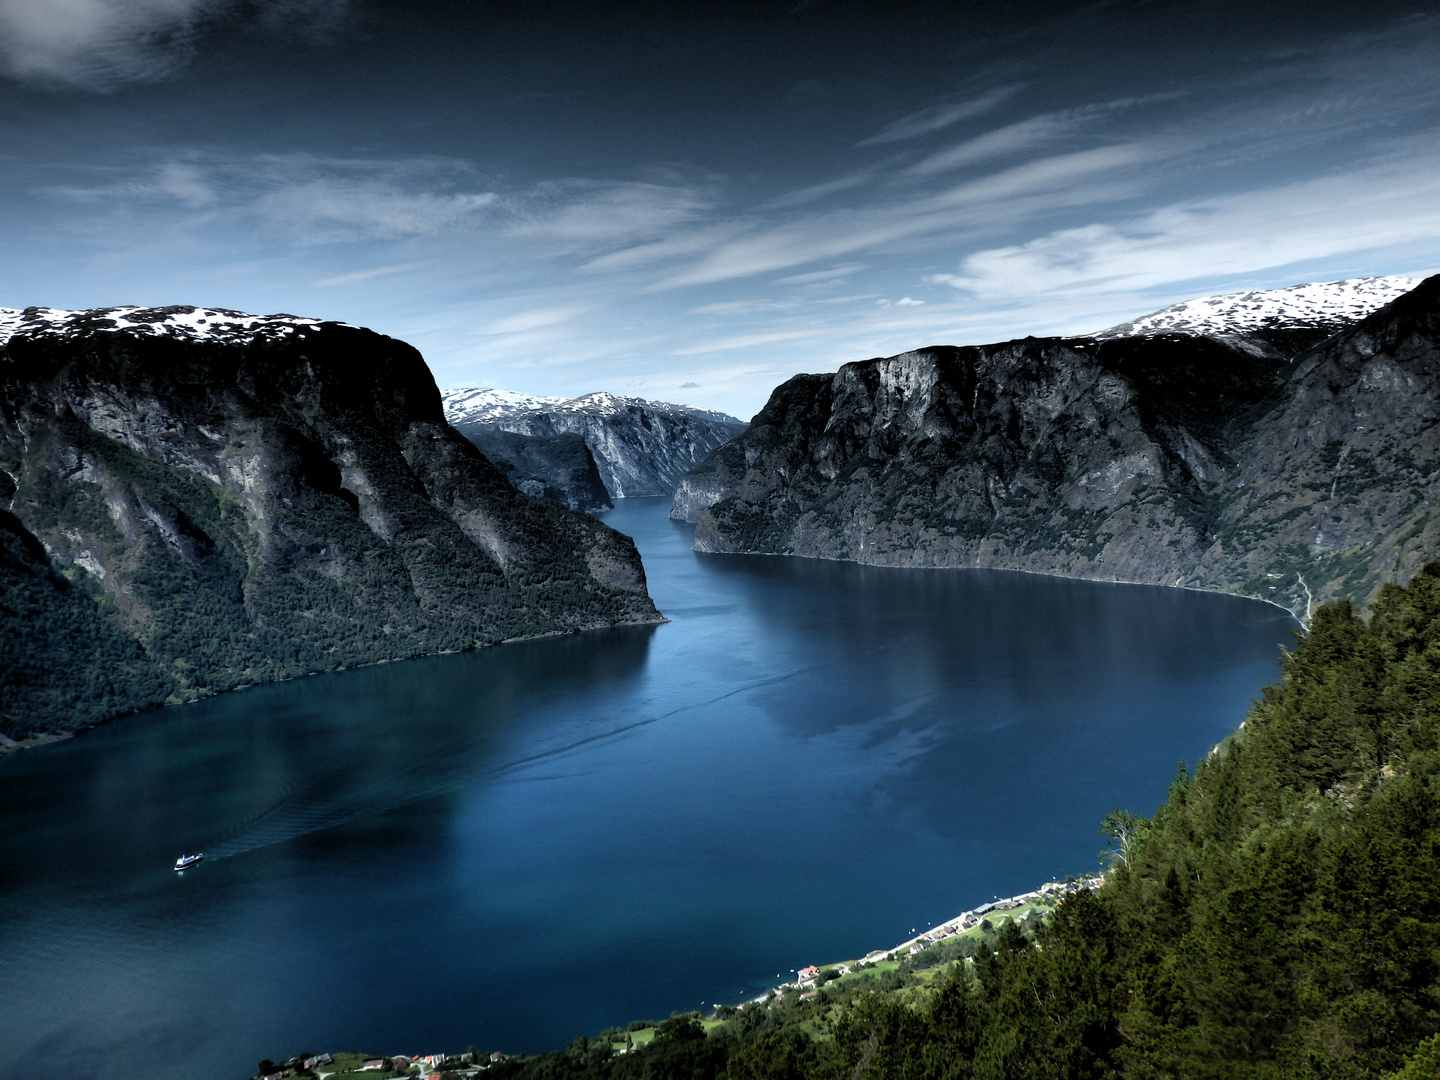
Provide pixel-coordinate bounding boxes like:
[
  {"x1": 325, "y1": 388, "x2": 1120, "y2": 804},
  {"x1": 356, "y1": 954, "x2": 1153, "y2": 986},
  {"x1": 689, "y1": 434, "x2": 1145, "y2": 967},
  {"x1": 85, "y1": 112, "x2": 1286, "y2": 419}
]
[{"x1": 484, "y1": 563, "x2": 1440, "y2": 1080}]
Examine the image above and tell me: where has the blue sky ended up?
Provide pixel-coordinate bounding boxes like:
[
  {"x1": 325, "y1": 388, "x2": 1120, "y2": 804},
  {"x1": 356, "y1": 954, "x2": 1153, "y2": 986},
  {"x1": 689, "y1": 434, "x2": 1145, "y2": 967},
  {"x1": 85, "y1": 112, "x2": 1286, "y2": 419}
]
[{"x1": 2, "y1": 0, "x2": 1439, "y2": 418}]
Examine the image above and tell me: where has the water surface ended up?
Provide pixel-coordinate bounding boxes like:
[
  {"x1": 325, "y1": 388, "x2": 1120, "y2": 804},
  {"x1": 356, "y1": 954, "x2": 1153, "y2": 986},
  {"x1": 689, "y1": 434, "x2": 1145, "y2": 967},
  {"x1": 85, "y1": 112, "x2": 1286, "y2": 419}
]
[{"x1": 0, "y1": 498, "x2": 1295, "y2": 1079}]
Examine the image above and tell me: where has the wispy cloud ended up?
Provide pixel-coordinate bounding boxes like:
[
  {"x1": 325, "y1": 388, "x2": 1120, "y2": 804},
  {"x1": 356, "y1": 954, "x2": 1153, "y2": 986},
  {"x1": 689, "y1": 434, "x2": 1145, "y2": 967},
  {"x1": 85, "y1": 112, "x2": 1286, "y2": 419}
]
[
  {"x1": 687, "y1": 299, "x2": 796, "y2": 315},
  {"x1": 762, "y1": 172, "x2": 875, "y2": 209},
  {"x1": 504, "y1": 180, "x2": 709, "y2": 245},
  {"x1": 903, "y1": 114, "x2": 1076, "y2": 178},
  {"x1": 774, "y1": 264, "x2": 863, "y2": 285},
  {"x1": 856, "y1": 85, "x2": 1024, "y2": 146},
  {"x1": 48, "y1": 153, "x2": 497, "y2": 237},
  {"x1": 483, "y1": 304, "x2": 589, "y2": 335},
  {"x1": 41, "y1": 153, "x2": 712, "y2": 249},
  {"x1": 932, "y1": 139, "x2": 1440, "y2": 304},
  {"x1": 258, "y1": 180, "x2": 497, "y2": 241},
  {"x1": 669, "y1": 328, "x2": 821, "y2": 356},
  {"x1": 310, "y1": 260, "x2": 433, "y2": 287},
  {"x1": 579, "y1": 223, "x2": 750, "y2": 274},
  {"x1": 48, "y1": 159, "x2": 219, "y2": 205},
  {"x1": 649, "y1": 142, "x2": 1167, "y2": 288}
]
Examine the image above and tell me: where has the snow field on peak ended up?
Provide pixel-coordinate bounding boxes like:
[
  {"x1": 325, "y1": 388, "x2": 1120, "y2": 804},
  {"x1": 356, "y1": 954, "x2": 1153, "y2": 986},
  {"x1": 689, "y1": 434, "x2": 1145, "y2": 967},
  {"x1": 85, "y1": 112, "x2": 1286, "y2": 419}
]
[
  {"x1": 441, "y1": 388, "x2": 572, "y2": 424},
  {"x1": 1092, "y1": 275, "x2": 1422, "y2": 339},
  {"x1": 0, "y1": 305, "x2": 344, "y2": 349}
]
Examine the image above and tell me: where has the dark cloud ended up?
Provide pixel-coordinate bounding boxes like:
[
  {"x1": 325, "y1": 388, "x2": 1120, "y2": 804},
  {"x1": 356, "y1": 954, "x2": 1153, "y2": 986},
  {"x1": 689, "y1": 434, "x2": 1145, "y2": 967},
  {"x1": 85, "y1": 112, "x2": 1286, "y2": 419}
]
[{"x1": 0, "y1": 0, "x2": 349, "y2": 89}]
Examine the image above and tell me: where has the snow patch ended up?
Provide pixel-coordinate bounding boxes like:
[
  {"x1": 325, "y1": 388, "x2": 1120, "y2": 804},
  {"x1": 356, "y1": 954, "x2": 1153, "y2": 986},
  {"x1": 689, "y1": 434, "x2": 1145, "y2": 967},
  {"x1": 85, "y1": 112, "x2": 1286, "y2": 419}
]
[
  {"x1": 442, "y1": 388, "x2": 570, "y2": 424},
  {"x1": 0, "y1": 305, "x2": 352, "y2": 349},
  {"x1": 1090, "y1": 276, "x2": 1421, "y2": 339}
]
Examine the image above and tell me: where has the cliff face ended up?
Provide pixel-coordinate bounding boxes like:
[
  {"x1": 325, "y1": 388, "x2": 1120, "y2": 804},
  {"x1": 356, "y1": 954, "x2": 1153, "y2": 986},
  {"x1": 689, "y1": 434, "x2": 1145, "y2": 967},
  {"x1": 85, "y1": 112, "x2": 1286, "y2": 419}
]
[
  {"x1": 677, "y1": 277, "x2": 1440, "y2": 618},
  {"x1": 0, "y1": 307, "x2": 661, "y2": 742},
  {"x1": 451, "y1": 425, "x2": 612, "y2": 513},
  {"x1": 444, "y1": 389, "x2": 747, "y2": 499}
]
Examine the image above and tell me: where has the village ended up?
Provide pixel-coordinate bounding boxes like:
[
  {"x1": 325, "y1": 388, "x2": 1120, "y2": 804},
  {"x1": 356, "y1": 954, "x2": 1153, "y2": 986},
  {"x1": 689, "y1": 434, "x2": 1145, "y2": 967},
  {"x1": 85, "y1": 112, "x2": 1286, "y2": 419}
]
[
  {"x1": 252, "y1": 875, "x2": 1107, "y2": 1078},
  {"x1": 764, "y1": 874, "x2": 1107, "y2": 1002},
  {"x1": 256, "y1": 1049, "x2": 504, "y2": 1080}
]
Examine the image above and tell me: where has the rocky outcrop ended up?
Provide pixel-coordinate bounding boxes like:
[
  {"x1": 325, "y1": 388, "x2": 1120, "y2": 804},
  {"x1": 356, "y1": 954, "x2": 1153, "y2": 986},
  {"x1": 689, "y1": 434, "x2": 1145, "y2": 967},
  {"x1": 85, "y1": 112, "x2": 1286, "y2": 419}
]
[
  {"x1": 0, "y1": 306, "x2": 662, "y2": 742},
  {"x1": 443, "y1": 389, "x2": 746, "y2": 499},
  {"x1": 677, "y1": 276, "x2": 1440, "y2": 619},
  {"x1": 452, "y1": 426, "x2": 611, "y2": 513}
]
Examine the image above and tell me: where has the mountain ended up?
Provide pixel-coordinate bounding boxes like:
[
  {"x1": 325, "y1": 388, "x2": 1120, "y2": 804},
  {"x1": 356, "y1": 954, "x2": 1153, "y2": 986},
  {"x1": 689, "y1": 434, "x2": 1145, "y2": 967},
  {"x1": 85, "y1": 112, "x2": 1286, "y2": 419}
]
[
  {"x1": 0, "y1": 305, "x2": 661, "y2": 745},
  {"x1": 674, "y1": 275, "x2": 1440, "y2": 619},
  {"x1": 444, "y1": 388, "x2": 747, "y2": 500},
  {"x1": 1092, "y1": 274, "x2": 1421, "y2": 342},
  {"x1": 459, "y1": 427, "x2": 612, "y2": 513},
  {"x1": 1090, "y1": 274, "x2": 1423, "y2": 361}
]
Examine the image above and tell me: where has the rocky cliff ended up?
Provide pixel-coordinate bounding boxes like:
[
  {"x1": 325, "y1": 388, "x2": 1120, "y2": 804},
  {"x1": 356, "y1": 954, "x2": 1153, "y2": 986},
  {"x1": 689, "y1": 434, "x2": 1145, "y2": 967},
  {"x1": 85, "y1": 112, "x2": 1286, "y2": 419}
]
[
  {"x1": 676, "y1": 276, "x2": 1440, "y2": 619},
  {"x1": 443, "y1": 389, "x2": 746, "y2": 499},
  {"x1": 0, "y1": 306, "x2": 661, "y2": 743},
  {"x1": 452, "y1": 426, "x2": 612, "y2": 513}
]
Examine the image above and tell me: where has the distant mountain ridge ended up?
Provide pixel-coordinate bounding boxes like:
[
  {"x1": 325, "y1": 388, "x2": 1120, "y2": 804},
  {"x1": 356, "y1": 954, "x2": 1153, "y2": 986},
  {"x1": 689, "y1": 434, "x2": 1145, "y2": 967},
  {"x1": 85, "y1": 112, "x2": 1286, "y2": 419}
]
[
  {"x1": 444, "y1": 388, "x2": 743, "y2": 428},
  {"x1": 674, "y1": 275, "x2": 1440, "y2": 619},
  {"x1": 443, "y1": 388, "x2": 746, "y2": 500},
  {"x1": 0, "y1": 305, "x2": 661, "y2": 744}
]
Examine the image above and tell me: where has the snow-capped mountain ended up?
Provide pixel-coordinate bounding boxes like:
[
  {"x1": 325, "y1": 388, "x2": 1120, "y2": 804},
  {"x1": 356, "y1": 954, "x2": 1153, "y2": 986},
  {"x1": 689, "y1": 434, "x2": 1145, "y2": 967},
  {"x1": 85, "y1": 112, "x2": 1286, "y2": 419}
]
[
  {"x1": 0, "y1": 304, "x2": 347, "y2": 347},
  {"x1": 674, "y1": 272, "x2": 1440, "y2": 621},
  {"x1": 1092, "y1": 276, "x2": 1421, "y2": 340},
  {"x1": 443, "y1": 388, "x2": 747, "y2": 499},
  {"x1": 444, "y1": 388, "x2": 743, "y2": 428},
  {"x1": 0, "y1": 303, "x2": 660, "y2": 740},
  {"x1": 442, "y1": 387, "x2": 570, "y2": 421}
]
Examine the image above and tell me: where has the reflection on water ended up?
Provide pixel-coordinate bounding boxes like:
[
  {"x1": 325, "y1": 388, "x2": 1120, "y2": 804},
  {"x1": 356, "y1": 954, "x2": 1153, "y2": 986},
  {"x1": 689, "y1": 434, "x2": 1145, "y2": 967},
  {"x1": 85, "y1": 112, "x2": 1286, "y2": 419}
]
[{"x1": 0, "y1": 498, "x2": 1294, "y2": 1080}]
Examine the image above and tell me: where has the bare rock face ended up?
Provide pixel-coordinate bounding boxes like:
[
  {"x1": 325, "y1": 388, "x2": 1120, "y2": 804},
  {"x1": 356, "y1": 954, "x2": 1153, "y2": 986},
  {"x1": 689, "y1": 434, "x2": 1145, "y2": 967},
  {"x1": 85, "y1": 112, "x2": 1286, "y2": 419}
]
[
  {"x1": 678, "y1": 277, "x2": 1440, "y2": 619},
  {"x1": 452, "y1": 426, "x2": 612, "y2": 513},
  {"x1": 0, "y1": 306, "x2": 661, "y2": 741},
  {"x1": 1193, "y1": 280, "x2": 1440, "y2": 612}
]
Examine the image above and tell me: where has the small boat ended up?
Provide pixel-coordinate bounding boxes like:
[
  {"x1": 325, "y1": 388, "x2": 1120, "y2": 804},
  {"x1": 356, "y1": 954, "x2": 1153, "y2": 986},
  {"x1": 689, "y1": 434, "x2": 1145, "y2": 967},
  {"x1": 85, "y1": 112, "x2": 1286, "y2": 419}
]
[{"x1": 173, "y1": 853, "x2": 203, "y2": 871}]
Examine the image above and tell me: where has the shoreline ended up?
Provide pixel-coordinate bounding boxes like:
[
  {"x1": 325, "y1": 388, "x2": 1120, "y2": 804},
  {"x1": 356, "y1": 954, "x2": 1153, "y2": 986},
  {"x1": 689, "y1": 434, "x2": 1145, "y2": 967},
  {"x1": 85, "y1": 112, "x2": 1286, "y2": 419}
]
[
  {"x1": 685, "y1": 542, "x2": 1308, "y2": 624},
  {"x1": 0, "y1": 614, "x2": 667, "y2": 758},
  {"x1": 750, "y1": 872, "x2": 1108, "y2": 1003},
  {"x1": 259, "y1": 873, "x2": 1113, "y2": 1077}
]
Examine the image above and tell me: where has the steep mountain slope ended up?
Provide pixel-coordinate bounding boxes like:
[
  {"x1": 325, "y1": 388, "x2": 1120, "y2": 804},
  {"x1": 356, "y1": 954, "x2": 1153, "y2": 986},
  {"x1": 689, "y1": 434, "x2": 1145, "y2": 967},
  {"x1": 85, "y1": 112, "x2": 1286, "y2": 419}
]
[
  {"x1": 457, "y1": 427, "x2": 611, "y2": 513},
  {"x1": 444, "y1": 388, "x2": 747, "y2": 499},
  {"x1": 676, "y1": 276, "x2": 1440, "y2": 618},
  {"x1": 0, "y1": 306, "x2": 661, "y2": 743}
]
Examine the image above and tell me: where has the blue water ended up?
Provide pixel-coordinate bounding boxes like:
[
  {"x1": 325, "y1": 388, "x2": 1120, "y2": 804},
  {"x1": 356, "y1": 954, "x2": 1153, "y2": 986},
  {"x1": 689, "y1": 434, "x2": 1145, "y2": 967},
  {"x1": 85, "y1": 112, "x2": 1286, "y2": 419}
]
[{"x1": 0, "y1": 498, "x2": 1295, "y2": 1079}]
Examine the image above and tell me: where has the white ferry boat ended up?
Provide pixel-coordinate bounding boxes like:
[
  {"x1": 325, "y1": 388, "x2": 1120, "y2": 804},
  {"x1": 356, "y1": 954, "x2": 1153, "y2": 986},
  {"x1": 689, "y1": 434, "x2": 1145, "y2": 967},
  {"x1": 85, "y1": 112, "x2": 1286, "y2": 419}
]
[{"x1": 173, "y1": 853, "x2": 203, "y2": 871}]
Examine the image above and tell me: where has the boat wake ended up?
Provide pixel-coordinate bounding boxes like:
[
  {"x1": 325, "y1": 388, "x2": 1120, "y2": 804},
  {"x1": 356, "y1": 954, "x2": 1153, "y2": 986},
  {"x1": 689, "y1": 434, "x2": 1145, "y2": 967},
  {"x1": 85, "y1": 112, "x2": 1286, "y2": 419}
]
[{"x1": 200, "y1": 656, "x2": 854, "y2": 861}]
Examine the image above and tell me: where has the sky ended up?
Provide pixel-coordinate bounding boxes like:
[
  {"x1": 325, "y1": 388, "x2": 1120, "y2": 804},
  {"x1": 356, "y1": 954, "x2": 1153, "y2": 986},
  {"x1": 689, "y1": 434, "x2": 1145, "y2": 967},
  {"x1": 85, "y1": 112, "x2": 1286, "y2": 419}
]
[{"x1": 2, "y1": 0, "x2": 1439, "y2": 419}]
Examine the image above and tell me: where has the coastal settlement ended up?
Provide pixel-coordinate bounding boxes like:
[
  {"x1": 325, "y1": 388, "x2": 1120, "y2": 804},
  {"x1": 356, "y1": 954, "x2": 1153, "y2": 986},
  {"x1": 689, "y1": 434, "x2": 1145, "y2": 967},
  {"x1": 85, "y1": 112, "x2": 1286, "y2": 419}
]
[{"x1": 251, "y1": 875, "x2": 1105, "y2": 1080}]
